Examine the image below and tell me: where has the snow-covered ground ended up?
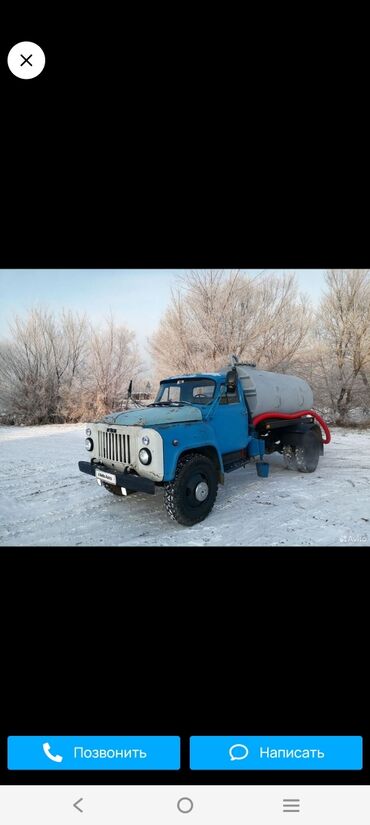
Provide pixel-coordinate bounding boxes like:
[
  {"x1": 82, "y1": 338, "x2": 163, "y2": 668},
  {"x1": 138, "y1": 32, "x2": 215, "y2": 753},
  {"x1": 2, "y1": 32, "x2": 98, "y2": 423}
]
[{"x1": 0, "y1": 424, "x2": 369, "y2": 547}]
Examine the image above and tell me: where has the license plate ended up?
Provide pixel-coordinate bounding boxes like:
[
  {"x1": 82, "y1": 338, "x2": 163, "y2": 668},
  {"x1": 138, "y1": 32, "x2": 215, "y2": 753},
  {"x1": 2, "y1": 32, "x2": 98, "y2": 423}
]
[{"x1": 95, "y1": 469, "x2": 117, "y2": 485}]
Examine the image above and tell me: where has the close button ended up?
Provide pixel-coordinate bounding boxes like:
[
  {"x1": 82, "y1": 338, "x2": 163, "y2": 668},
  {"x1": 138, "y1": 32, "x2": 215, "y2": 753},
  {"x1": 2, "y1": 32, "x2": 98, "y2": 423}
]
[{"x1": 7, "y1": 42, "x2": 46, "y2": 79}]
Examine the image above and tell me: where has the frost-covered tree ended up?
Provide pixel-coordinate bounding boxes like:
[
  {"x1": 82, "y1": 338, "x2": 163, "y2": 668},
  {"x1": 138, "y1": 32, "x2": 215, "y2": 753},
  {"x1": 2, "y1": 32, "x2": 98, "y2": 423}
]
[
  {"x1": 311, "y1": 270, "x2": 370, "y2": 423},
  {"x1": 84, "y1": 313, "x2": 142, "y2": 417},
  {"x1": 0, "y1": 308, "x2": 142, "y2": 424},
  {"x1": 0, "y1": 308, "x2": 90, "y2": 424},
  {"x1": 148, "y1": 269, "x2": 312, "y2": 378}
]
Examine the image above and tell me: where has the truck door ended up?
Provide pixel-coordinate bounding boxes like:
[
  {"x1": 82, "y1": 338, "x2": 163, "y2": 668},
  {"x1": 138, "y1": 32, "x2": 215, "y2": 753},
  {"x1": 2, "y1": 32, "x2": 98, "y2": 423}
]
[{"x1": 209, "y1": 380, "x2": 249, "y2": 456}]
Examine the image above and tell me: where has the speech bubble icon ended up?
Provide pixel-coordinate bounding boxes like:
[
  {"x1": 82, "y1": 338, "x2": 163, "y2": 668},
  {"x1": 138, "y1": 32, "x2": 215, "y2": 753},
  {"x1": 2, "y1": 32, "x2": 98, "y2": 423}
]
[{"x1": 229, "y1": 743, "x2": 249, "y2": 761}]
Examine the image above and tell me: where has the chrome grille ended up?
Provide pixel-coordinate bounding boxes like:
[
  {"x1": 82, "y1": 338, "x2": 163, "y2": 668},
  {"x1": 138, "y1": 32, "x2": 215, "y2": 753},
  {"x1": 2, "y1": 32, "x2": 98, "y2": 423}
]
[{"x1": 98, "y1": 430, "x2": 131, "y2": 464}]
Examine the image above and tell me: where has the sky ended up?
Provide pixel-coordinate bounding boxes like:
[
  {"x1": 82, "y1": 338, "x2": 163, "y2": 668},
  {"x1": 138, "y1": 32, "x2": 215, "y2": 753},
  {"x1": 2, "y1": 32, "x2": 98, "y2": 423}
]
[{"x1": 0, "y1": 269, "x2": 326, "y2": 369}]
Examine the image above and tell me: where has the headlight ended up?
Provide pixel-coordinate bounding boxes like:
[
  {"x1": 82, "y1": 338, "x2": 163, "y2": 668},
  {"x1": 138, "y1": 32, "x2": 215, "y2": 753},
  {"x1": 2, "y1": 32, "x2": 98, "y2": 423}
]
[
  {"x1": 142, "y1": 435, "x2": 150, "y2": 446},
  {"x1": 85, "y1": 427, "x2": 92, "y2": 436},
  {"x1": 85, "y1": 438, "x2": 94, "y2": 451},
  {"x1": 139, "y1": 448, "x2": 152, "y2": 465}
]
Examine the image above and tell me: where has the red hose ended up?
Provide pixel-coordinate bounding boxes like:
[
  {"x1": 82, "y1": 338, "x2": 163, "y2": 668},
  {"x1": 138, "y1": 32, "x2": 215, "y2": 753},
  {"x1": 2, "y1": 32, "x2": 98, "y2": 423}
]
[{"x1": 252, "y1": 410, "x2": 331, "y2": 444}]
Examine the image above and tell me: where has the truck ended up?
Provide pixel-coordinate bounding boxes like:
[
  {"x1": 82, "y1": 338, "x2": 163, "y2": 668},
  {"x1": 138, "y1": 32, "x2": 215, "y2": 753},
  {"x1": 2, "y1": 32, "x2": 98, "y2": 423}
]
[{"x1": 78, "y1": 356, "x2": 331, "y2": 526}]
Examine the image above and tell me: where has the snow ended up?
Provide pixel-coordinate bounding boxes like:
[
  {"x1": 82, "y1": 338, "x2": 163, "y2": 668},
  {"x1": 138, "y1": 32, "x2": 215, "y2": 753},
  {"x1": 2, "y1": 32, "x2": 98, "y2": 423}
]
[{"x1": 0, "y1": 424, "x2": 369, "y2": 547}]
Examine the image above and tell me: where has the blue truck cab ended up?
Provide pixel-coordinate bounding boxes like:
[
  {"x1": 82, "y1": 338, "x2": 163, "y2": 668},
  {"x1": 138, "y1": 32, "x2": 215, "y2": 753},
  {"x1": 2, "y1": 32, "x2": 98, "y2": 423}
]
[{"x1": 79, "y1": 365, "x2": 325, "y2": 525}]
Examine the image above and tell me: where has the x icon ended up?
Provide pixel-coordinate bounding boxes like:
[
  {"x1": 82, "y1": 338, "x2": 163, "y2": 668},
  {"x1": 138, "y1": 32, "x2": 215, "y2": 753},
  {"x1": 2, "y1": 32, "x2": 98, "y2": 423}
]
[{"x1": 20, "y1": 54, "x2": 32, "y2": 66}]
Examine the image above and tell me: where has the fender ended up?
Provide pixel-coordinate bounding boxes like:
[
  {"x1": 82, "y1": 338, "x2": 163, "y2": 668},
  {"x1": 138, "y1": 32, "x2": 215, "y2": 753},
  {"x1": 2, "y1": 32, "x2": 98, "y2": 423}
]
[{"x1": 155, "y1": 421, "x2": 224, "y2": 482}]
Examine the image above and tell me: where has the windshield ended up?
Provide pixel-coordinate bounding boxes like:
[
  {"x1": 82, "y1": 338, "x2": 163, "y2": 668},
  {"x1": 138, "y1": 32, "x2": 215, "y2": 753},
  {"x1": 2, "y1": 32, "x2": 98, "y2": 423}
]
[{"x1": 155, "y1": 378, "x2": 217, "y2": 406}]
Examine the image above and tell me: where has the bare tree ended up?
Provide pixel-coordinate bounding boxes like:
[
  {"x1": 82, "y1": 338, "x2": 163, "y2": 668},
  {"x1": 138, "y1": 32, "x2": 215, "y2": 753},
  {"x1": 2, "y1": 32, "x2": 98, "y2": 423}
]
[
  {"x1": 148, "y1": 269, "x2": 312, "y2": 377},
  {"x1": 0, "y1": 308, "x2": 141, "y2": 425},
  {"x1": 0, "y1": 308, "x2": 90, "y2": 424},
  {"x1": 84, "y1": 313, "x2": 142, "y2": 418},
  {"x1": 312, "y1": 270, "x2": 370, "y2": 422},
  {"x1": 57, "y1": 310, "x2": 90, "y2": 421},
  {"x1": 0, "y1": 308, "x2": 65, "y2": 424}
]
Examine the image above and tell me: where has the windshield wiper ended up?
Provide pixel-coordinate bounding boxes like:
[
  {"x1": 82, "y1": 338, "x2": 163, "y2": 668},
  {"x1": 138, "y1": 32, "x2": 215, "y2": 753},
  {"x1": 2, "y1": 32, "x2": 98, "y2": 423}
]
[
  {"x1": 147, "y1": 401, "x2": 173, "y2": 407},
  {"x1": 147, "y1": 400, "x2": 194, "y2": 407}
]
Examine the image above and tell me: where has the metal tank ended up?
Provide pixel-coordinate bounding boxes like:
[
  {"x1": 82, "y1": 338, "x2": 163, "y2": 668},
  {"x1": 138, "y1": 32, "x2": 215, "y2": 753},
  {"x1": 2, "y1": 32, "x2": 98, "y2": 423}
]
[{"x1": 229, "y1": 360, "x2": 314, "y2": 417}]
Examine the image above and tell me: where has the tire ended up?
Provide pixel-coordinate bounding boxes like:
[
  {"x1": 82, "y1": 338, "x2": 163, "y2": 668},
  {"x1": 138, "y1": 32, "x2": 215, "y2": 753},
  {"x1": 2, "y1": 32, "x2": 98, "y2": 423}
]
[
  {"x1": 282, "y1": 445, "x2": 296, "y2": 470},
  {"x1": 283, "y1": 429, "x2": 321, "y2": 473},
  {"x1": 164, "y1": 453, "x2": 218, "y2": 526},
  {"x1": 103, "y1": 482, "x2": 136, "y2": 496}
]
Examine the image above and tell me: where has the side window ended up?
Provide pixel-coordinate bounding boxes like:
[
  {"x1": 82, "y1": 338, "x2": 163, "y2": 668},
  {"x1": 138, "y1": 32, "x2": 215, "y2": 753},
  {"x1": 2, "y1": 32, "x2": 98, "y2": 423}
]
[
  {"x1": 226, "y1": 387, "x2": 239, "y2": 405},
  {"x1": 220, "y1": 384, "x2": 240, "y2": 405}
]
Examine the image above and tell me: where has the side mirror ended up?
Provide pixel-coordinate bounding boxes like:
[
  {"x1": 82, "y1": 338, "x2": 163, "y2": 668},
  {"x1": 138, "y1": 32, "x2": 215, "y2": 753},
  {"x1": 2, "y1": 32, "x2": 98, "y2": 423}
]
[{"x1": 125, "y1": 378, "x2": 133, "y2": 409}]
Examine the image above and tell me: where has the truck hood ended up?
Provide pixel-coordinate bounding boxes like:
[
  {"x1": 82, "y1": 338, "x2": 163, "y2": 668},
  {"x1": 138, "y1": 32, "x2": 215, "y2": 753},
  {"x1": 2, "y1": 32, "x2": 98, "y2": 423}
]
[{"x1": 99, "y1": 405, "x2": 203, "y2": 427}]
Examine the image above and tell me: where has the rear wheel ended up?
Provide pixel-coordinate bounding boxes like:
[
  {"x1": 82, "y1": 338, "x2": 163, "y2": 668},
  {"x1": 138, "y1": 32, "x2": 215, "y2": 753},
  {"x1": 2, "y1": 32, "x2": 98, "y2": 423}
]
[
  {"x1": 282, "y1": 445, "x2": 296, "y2": 470},
  {"x1": 164, "y1": 453, "x2": 218, "y2": 526},
  {"x1": 283, "y1": 429, "x2": 321, "y2": 473}
]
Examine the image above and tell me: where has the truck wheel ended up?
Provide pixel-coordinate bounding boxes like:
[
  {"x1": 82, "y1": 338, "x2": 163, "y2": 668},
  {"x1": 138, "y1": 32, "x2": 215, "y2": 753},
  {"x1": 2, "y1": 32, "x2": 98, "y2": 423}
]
[
  {"x1": 295, "y1": 431, "x2": 321, "y2": 472},
  {"x1": 283, "y1": 430, "x2": 321, "y2": 473},
  {"x1": 282, "y1": 445, "x2": 296, "y2": 470},
  {"x1": 164, "y1": 453, "x2": 218, "y2": 526},
  {"x1": 103, "y1": 483, "x2": 135, "y2": 496}
]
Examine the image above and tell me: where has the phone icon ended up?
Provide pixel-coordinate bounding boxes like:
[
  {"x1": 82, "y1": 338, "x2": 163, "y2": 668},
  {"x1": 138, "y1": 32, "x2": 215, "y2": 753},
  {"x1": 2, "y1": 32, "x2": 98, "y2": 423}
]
[{"x1": 42, "y1": 741, "x2": 63, "y2": 763}]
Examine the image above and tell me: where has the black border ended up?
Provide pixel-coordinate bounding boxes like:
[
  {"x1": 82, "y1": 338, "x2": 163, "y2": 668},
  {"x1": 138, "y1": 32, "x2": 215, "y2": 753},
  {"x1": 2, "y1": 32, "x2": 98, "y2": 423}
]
[{"x1": 1, "y1": 549, "x2": 368, "y2": 785}]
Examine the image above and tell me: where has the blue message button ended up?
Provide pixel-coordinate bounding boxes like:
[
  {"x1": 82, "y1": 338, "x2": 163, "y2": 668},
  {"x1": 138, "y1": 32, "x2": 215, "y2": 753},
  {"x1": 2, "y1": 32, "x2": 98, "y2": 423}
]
[
  {"x1": 8, "y1": 736, "x2": 180, "y2": 770},
  {"x1": 190, "y1": 736, "x2": 363, "y2": 770}
]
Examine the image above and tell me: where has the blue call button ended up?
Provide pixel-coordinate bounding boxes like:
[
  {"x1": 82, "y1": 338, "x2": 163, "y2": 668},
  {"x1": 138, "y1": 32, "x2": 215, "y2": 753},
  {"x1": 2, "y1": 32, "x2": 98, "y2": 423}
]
[
  {"x1": 8, "y1": 736, "x2": 180, "y2": 770},
  {"x1": 190, "y1": 736, "x2": 363, "y2": 770}
]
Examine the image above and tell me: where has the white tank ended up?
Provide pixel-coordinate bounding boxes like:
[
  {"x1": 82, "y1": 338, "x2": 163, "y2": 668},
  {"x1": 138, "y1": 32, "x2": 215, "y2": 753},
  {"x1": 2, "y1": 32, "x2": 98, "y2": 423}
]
[{"x1": 231, "y1": 362, "x2": 313, "y2": 417}]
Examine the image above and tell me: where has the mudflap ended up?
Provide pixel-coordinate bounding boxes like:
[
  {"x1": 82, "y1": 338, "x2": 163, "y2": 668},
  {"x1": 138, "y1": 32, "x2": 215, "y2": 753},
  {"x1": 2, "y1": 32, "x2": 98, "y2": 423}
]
[{"x1": 266, "y1": 422, "x2": 324, "y2": 456}]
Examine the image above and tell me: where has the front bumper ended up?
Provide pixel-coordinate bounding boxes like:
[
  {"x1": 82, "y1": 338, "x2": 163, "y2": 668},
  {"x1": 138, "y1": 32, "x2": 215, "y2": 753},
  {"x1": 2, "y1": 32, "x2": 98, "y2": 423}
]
[{"x1": 78, "y1": 461, "x2": 156, "y2": 494}]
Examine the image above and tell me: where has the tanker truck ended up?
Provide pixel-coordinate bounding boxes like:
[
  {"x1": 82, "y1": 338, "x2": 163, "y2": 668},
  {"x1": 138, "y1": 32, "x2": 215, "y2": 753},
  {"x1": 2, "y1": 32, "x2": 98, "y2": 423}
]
[{"x1": 78, "y1": 356, "x2": 331, "y2": 526}]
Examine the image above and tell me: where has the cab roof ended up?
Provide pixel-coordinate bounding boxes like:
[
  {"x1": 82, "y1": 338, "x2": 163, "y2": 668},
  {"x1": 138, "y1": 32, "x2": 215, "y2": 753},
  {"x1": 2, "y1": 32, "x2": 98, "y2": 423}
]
[{"x1": 161, "y1": 371, "x2": 228, "y2": 382}]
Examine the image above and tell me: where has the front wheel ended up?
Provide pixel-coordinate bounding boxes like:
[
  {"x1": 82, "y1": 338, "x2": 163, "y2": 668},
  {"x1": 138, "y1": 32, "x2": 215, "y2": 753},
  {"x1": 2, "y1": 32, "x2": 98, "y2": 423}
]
[{"x1": 164, "y1": 453, "x2": 218, "y2": 525}]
